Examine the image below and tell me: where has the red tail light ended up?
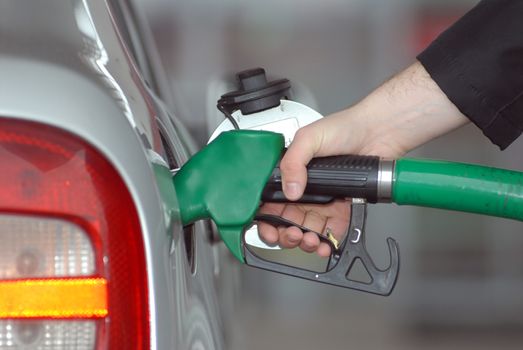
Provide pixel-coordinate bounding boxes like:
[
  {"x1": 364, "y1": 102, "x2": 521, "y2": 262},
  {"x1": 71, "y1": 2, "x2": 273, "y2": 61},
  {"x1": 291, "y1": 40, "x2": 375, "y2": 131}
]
[{"x1": 0, "y1": 119, "x2": 149, "y2": 349}]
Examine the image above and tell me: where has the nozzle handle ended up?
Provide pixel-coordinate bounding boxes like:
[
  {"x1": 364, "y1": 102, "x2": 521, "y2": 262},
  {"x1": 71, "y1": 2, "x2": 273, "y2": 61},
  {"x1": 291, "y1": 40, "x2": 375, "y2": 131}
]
[{"x1": 262, "y1": 155, "x2": 380, "y2": 204}]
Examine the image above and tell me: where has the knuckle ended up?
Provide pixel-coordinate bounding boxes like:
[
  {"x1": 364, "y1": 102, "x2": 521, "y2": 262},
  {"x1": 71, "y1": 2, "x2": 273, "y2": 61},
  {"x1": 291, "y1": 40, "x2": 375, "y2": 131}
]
[
  {"x1": 294, "y1": 127, "x2": 310, "y2": 141},
  {"x1": 300, "y1": 233, "x2": 319, "y2": 252},
  {"x1": 318, "y1": 244, "x2": 331, "y2": 257},
  {"x1": 279, "y1": 159, "x2": 303, "y2": 174},
  {"x1": 263, "y1": 233, "x2": 277, "y2": 244},
  {"x1": 300, "y1": 244, "x2": 314, "y2": 253}
]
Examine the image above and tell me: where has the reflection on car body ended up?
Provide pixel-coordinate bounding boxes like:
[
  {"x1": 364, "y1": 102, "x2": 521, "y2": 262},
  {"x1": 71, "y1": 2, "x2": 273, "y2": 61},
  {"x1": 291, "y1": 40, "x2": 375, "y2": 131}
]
[{"x1": 0, "y1": 0, "x2": 237, "y2": 348}]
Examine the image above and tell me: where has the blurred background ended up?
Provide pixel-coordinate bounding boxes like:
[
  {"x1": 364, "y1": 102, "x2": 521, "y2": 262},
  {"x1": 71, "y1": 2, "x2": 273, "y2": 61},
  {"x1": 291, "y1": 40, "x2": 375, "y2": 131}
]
[{"x1": 139, "y1": 0, "x2": 523, "y2": 348}]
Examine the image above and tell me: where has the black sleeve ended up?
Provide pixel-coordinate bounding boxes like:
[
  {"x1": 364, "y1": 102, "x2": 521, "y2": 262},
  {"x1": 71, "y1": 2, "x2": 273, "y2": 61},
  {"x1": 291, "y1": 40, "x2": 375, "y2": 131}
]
[{"x1": 417, "y1": 0, "x2": 523, "y2": 150}]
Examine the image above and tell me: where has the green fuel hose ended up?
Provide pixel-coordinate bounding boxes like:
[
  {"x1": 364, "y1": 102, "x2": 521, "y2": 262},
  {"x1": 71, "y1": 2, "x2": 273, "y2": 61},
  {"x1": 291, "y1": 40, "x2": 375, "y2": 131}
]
[{"x1": 393, "y1": 158, "x2": 523, "y2": 222}]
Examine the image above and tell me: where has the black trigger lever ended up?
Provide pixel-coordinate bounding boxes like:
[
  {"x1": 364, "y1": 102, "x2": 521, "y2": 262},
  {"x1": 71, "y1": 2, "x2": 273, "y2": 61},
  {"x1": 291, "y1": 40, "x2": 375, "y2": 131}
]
[{"x1": 246, "y1": 202, "x2": 400, "y2": 296}]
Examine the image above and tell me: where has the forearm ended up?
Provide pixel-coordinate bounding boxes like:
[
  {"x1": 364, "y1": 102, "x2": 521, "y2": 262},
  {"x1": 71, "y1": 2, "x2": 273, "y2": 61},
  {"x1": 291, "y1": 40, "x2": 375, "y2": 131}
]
[{"x1": 335, "y1": 61, "x2": 469, "y2": 157}]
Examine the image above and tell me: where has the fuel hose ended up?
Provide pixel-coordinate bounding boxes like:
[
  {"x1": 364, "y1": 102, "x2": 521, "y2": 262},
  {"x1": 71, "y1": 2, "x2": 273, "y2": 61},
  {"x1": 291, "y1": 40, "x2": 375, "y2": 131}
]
[{"x1": 392, "y1": 158, "x2": 523, "y2": 222}]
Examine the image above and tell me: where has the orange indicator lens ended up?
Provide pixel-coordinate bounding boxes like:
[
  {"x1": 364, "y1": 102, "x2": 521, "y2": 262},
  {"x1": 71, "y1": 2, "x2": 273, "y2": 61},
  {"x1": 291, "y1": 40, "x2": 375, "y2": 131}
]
[{"x1": 0, "y1": 278, "x2": 107, "y2": 319}]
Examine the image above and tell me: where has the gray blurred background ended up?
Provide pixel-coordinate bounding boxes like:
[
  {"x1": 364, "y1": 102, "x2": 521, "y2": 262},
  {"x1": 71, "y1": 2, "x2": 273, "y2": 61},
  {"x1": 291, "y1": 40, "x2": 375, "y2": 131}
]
[{"x1": 140, "y1": 0, "x2": 523, "y2": 348}]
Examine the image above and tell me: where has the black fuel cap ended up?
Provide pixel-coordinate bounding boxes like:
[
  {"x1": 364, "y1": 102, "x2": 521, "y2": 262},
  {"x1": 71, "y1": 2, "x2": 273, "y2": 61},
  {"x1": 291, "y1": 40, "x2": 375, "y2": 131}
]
[{"x1": 218, "y1": 68, "x2": 291, "y2": 115}]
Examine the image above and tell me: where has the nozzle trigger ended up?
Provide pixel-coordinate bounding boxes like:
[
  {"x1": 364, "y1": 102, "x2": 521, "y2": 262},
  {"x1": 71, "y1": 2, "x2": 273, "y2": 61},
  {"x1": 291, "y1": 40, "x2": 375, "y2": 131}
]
[
  {"x1": 245, "y1": 201, "x2": 400, "y2": 296},
  {"x1": 254, "y1": 214, "x2": 340, "y2": 250}
]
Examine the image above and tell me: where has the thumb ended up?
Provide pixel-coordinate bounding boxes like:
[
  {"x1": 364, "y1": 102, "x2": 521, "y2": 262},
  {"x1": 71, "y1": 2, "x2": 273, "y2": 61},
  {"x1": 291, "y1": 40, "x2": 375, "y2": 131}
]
[{"x1": 280, "y1": 128, "x2": 320, "y2": 201}]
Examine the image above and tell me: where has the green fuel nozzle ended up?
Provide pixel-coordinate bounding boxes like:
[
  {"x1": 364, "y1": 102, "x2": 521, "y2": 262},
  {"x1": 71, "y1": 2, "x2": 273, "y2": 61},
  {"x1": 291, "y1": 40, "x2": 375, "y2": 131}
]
[
  {"x1": 172, "y1": 129, "x2": 523, "y2": 296},
  {"x1": 172, "y1": 130, "x2": 399, "y2": 295},
  {"x1": 173, "y1": 130, "x2": 284, "y2": 261}
]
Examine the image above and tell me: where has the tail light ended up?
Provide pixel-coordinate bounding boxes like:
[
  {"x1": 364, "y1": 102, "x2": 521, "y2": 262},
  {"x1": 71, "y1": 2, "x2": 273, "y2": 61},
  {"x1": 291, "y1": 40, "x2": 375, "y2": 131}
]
[{"x1": 0, "y1": 119, "x2": 149, "y2": 349}]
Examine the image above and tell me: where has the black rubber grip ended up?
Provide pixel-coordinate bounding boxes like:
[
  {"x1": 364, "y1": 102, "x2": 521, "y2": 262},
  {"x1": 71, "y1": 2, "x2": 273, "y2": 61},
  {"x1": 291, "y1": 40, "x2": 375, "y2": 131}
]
[{"x1": 262, "y1": 155, "x2": 380, "y2": 204}]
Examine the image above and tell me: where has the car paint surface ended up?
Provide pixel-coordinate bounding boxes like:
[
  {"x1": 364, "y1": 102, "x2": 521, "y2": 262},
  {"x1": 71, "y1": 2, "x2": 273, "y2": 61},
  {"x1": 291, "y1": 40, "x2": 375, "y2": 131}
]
[{"x1": 0, "y1": 0, "x2": 236, "y2": 348}]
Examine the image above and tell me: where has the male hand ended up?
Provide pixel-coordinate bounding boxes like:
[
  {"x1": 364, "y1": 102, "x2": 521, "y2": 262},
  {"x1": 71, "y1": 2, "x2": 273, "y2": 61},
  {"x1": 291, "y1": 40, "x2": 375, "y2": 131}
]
[{"x1": 258, "y1": 61, "x2": 468, "y2": 256}]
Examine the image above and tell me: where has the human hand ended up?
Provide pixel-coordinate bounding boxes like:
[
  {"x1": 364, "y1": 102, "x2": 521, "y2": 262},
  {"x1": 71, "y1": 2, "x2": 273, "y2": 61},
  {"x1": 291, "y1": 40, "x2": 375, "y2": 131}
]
[{"x1": 259, "y1": 61, "x2": 469, "y2": 256}]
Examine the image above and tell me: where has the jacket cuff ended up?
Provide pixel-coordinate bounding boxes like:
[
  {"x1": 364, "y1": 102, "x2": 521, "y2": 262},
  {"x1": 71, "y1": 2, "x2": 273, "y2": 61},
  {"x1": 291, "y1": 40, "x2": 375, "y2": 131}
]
[{"x1": 417, "y1": 41, "x2": 522, "y2": 150}]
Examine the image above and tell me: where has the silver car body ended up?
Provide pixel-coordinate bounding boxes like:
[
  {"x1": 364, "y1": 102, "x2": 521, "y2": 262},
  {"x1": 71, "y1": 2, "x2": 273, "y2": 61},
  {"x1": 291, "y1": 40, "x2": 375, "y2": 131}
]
[{"x1": 0, "y1": 0, "x2": 236, "y2": 348}]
